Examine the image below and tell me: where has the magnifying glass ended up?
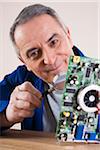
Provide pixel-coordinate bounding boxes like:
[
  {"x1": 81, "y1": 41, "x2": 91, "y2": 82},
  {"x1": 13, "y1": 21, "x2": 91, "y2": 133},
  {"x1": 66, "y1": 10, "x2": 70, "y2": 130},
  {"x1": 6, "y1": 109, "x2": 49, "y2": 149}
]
[{"x1": 42, "y1": 72, "x2": 66, "y2": 96}]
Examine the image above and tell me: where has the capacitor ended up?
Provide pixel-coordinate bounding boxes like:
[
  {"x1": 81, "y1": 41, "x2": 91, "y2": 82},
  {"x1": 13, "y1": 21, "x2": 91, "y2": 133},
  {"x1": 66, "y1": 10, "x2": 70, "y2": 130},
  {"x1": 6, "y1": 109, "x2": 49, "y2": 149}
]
[
  {"x1": 63, "y1": 111, "x2": 70, "y2": 117},
  {"x1": 75, "y1": 125, "x2": 84, "y2": 140}
]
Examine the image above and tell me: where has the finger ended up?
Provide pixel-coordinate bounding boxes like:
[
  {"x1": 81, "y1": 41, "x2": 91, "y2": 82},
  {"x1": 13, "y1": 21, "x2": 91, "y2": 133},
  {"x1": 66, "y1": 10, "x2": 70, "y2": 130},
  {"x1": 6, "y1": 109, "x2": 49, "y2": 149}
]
[
  {"x1": 97, "y1": 102, "x2": 100, "y2": 110},
  {"x1": 18, "y1": 82, "x2": 42, "y2": 99},
  {"x1": 18, "y1": 109, "x2": 34, "y2": 118},
  {"x1": 14, "y1": 100, "x2": 33, "y2": 110},
  {"x1": 16, "y1": 90, "x2": 41, "y2": 105},
  {"x1": 13, "y1": 98, "x2": 41, "y2": 110}
]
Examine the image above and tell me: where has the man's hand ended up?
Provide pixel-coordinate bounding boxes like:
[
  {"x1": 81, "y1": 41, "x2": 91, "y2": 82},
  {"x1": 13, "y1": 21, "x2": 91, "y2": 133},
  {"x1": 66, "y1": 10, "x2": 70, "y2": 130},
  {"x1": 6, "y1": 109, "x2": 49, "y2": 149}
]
[
  {"x1": 97, "y1": 92, "x2": 100, "y2": 113},
  {"x1": 97, "y1": 102, "x2": 100, "y2": 113},
  {"x1": 6, "y1": 81, "x2": 42, "y2": 124}
]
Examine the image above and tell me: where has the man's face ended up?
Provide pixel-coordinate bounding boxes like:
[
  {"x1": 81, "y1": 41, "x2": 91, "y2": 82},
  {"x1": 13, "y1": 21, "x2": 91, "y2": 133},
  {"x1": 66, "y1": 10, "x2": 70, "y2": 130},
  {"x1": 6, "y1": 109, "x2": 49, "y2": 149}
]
[{"x1": 14, "y1": 14, "x2": 73, "y2": 83}]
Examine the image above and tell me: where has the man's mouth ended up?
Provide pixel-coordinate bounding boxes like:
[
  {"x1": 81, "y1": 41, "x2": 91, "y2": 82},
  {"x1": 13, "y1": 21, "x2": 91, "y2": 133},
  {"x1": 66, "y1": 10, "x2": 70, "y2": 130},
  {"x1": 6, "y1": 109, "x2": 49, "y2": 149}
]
[{"x1": 46, "y1": 63, "x2": 65, "y2": 75}]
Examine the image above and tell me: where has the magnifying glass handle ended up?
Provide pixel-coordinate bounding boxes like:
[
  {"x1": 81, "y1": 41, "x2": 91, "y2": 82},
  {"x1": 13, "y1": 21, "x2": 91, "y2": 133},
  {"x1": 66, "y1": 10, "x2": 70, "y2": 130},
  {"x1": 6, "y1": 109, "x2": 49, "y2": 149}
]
[{"x1": 42, "y1": 86, "x2": 55, "y2": 97}]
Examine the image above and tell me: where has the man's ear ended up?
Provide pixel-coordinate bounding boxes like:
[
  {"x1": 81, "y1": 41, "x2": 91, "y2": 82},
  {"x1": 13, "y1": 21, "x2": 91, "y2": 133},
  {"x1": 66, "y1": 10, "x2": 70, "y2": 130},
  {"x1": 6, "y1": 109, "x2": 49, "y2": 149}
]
[
  {"x1": 66, "y1": 26, "x2": 73, "y2": 47},
  {"x1": 66, "y1": 27, "x2": 71, "y2": 39}
]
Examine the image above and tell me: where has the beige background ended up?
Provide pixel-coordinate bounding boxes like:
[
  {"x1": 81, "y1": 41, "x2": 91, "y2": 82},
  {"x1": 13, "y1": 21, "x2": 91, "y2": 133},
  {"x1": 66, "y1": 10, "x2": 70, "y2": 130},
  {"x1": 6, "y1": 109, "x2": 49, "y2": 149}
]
[{"x1": 0, "y1": 1, "x2": 99, "y2": 80}]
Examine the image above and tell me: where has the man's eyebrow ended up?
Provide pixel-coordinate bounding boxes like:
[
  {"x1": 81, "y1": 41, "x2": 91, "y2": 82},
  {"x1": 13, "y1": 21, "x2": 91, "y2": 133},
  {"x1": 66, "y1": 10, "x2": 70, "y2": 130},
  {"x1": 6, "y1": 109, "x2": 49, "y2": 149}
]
[{"x1": 46, "y1": 33, "x2": 58, "y2": 43}]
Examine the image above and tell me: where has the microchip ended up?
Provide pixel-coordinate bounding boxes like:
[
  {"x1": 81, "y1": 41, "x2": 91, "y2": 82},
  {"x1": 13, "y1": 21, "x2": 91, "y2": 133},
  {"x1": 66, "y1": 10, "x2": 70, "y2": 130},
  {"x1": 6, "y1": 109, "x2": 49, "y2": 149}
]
[
  {"x1": 66, "y1": 88, "x2": 76, "y2": 93},
  {"x1": 78, "y1": 115, "x2": 85, "y2": 121},
  {"x1": 97, "y1": 70, "x2": 100, "y2": 79},
  {"x1": 64, "y1": 102, "x2": 73, "y2": 106},
  {"x1": 85, "y1": 67, "x2": 91, "y2": 77}
]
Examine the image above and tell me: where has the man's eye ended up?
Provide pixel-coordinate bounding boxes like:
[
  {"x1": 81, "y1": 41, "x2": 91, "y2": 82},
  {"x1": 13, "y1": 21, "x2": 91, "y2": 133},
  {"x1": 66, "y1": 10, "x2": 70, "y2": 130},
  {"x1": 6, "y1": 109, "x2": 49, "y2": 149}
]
[
  {"x1": 28, "y1": 49, "x2": 39, "y2": 60},
  {"x1": 49, "y1": 39, "x2": 59, "y2": 48}
]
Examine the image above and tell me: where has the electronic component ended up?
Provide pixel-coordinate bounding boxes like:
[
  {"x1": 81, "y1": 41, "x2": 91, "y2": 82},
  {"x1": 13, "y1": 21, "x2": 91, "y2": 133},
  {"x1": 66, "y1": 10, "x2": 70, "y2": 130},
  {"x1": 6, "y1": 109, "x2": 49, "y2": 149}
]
[{"x1": 56, "y1": 56, "x2": 100, "y2": 143}]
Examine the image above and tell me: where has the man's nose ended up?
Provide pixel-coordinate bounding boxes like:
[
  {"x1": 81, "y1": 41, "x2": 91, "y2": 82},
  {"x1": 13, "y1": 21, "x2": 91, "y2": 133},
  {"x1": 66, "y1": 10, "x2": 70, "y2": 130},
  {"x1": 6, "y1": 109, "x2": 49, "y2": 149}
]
[{"x1": 43, "y1": 49, "x2": 56, "y2": 65}]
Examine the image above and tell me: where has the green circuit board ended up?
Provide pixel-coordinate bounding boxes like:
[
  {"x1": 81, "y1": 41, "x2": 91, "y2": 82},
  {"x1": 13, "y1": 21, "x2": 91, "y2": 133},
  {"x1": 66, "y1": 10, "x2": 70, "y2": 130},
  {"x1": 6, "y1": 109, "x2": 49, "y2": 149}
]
[{"x1": 56, "y1": 56, "x2": 100, "y2": 143}]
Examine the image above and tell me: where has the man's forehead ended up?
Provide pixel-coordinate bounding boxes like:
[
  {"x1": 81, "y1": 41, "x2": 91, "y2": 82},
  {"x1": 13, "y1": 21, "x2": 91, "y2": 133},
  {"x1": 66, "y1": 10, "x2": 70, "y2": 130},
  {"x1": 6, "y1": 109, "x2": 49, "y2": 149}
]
[
  {"x1": 15, "y1": 14, "x2": 62, "y2": 35},
  {"x1": 14, "y1": 14, "x2": 63, "y2": 46}
]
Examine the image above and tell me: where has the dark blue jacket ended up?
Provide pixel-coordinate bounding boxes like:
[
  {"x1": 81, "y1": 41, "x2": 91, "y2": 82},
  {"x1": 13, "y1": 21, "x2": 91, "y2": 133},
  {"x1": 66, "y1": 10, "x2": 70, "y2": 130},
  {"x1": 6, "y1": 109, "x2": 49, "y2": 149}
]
[{"x1": 0, "y1": 46, "x2": 84, "y2": 131}]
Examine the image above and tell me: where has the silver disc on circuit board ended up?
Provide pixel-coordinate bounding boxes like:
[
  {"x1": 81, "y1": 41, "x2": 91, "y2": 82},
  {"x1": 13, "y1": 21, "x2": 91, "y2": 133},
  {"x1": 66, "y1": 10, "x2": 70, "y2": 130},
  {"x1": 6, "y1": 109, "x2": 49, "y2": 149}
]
[{"x1": 77, "y1": 84, "x2": 100, "y2": 112}]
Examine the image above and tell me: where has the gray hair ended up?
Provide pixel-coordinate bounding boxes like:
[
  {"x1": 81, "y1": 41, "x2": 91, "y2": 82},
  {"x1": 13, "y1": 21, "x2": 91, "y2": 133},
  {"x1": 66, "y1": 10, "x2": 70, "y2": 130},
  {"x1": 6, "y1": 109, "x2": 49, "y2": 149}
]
[{"x1": 10, "y1": 4, "x2": 66, "y2": 56}]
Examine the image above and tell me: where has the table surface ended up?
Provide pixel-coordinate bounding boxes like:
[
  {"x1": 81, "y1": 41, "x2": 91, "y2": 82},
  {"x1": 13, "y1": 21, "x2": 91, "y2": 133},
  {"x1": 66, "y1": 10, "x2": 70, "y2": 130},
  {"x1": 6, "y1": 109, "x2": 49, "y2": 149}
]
[{"x1": 0, "y1": 129, "x2": 100, "y2": 150}]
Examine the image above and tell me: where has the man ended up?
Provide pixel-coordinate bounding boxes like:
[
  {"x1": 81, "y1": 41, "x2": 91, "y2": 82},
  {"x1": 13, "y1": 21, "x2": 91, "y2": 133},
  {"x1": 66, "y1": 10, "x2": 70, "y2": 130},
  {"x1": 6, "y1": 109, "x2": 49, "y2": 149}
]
[{"x1": 0, "y1": 4, "x2": 91, "y2": 132}]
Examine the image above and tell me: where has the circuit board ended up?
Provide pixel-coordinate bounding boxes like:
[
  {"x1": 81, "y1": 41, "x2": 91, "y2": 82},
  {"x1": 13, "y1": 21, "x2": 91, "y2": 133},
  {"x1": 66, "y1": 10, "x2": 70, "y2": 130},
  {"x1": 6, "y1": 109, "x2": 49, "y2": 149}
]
[{"x1": 56, "y1": 56, "x2": 100, "y2": 143}]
